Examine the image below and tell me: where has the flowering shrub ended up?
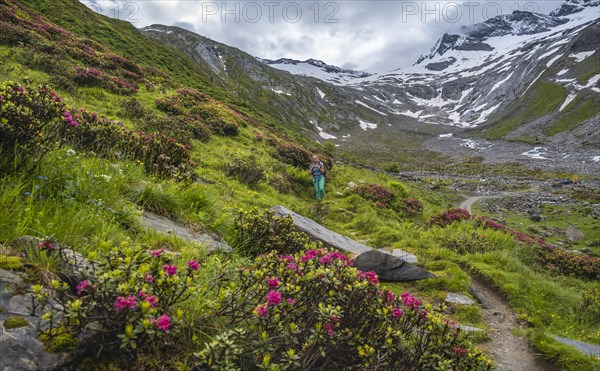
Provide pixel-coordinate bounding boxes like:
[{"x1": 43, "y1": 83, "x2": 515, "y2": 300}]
[
  {"x1": 198, "y1": 249, "x2": 492, "y2": 370},
  {"x1": 32, "y1": 242, "x2": 202, "y2": 353},
  {"x1": 0, "y1": 81, "x2": 75, "y2": 172},
  {"x1": 233, "y1": 208, "x2": 313, "y2": 257},
  {"x1": 430, "y1": 210, "x2": 600, "y2": 279},
  {"x1": 428, "y1": 208, "x2": 472, "y2": 227},
  {"x1": 400, "y1": 197, "x2": 424, "y2": 216},
  {"x1": 354, "y1": 183, "x2": 397, "y2": 208},
  {"x1": 59, "y1": 108, "x2": 197, "y2": 180}
]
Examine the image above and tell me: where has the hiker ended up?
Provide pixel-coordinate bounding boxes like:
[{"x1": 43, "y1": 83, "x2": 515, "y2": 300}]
[{"x1": 309, "y1": 155, "x2": 326, "y2": 201}]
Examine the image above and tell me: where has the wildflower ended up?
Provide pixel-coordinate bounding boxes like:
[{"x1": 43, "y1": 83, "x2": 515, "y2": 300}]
[
  {"x1": 286, "y1": 263, "x2": 297, "y2": 270},
  {"x1": 76, "y1": 280, "x2": 90, "y2": 296},
  {"x1": 114, "y1": 296, "x2": 137, "y2": 311},
  {"x1": 66, "y1": 149, "x2": 76, "y2": 156},
  {"x1": 266, "y1": 290, "x2": 282, "y2": 306},
  {"x1": 452, "y1": 346, "x2": 467, "y2": 355},
  {"x1": 255, "y1": 305, "x2": 269, "y2": 317},
  {"x1": 266, "y1": 277, "x2": 279, "y2": 289},
  {"x1": 155, "y1": 314, "x2": 172, "y2": 332},
  {"x1": 38, "y1": 240, "x2": 56, "y2": 250},
  {"x1": 323, "y1": 322, "x2": 335, "y2": 336},
  {"x1": 24, "y1": 191, "x2": 31, "y2": 196},
  {"x1": 186, "y1": 260, "x2": 199, "y2": 271},
  {"x1": 391, "y1": 308, "x2": 403, "y2": 319},
  {"x1": 150, "y1": 248, "x2": 165, "y2": 257},
  {"x1": 138, "y1": 291, "x2": 158, "y2": 307},
  {"x1": 145, "y1": 274, "x2": 154, "y2": 283},
  {"x1": 163, "y1": 264, "x2": 177, "y2": 276},
  {"x1": 286, "y1": 298, "x2": 297, "y2": 305}
]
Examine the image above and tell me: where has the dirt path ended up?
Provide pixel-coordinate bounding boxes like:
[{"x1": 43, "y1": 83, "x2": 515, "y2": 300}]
[
  {"x1": 460, "y1": 195, "x2": 492, "y2": 213},
  {"x1": 471, "y1": 276, "x2": 558, "y2": 371}
]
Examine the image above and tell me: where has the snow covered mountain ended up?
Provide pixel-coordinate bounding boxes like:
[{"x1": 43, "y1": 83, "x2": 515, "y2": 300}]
[
  {"x1": 258, "y1": 58, "x2": 371, "y2": 85},
  {"x1": 141, "y1": 0, "x2": 599, "y2": 172}
]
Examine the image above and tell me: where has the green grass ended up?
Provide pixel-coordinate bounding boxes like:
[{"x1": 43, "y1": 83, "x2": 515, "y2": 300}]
[
  {"x1": 483, "y1": 80, "x2": 566, "y2": 140},
  {"x1": 546, "y1": 98, "x2": 598, "y2": 136}
]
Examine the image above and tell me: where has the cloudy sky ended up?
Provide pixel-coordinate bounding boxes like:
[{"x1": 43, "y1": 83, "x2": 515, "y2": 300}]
[{"x1": 83, "y1": 1, "x2": 564, "y2": 72}]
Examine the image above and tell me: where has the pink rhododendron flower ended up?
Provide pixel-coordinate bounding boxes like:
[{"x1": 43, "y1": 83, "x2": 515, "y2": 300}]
[
  {"x1": 186, "y1": 259, "x2": 199, "y2": 271},
  {"x1": 155, "y1": 314, "x2": 172, "y2": 332},
  {"x1": 145, "y1": 274, "x2": 154, "y2": 283},
  {"x1": 323, "y1": 322, "x2": 335, "y2": 336},
  {"x1": 265, "y1": 290, "x2": 282, "y2": 306},
  {"x1": 38, "y1": 241, "x2": 56, "y2": 250},
  {"x1": 138, "y1": 291, "x2": 158, "y2": 307},
  {"x1": 279, "y1": 255, "x2": 295, "y2": 262},
  {"x1": 163, "y1": 264, "x2": 177, "y2": 276},
  {"x1": 150, "y1": 248, "x2": 165, "y2": 257},
  {"x1": 358, "y1": 271, "x2": 379, "y2": 284},
  {"x1": 266, "y1": 277, "x2": 279, "y2": 289},
  {"x1": 391, "y1": 308, "x2": 403, "y2": 319},
  {"x1": 286, "y1": 263, "x2": 297, "y2": 270},
  {"x1": 255, "y1": 305, "x2": 268, "y2": 317},
  {"x1": 286, "y1": 298, "x2": 297, "y2": 305},
  {"x1": 76, "y1": 280, "x2": 90, "y2": 296},
  {"x1": 114, "y1": 296, "x2": 137, "y2": 311}
]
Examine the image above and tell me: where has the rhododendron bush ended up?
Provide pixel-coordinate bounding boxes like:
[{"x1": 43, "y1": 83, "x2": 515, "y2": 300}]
[
  {"x1": 0, "y1": 81, "x2": 75, "y2": 172},
  {"x1": 33, "y1": 242, "x2": 203, "y2": 352},
  {"x1": 198, "y1": 249, "x2": 492, "y2": 370}
]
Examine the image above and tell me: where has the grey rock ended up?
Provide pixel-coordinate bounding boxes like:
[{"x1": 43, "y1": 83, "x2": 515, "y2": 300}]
[
  {"x1": 391, "y1": 249, "x2": 418, "y2": 263},
  {"x1": 457, "y1": 325, "x2": 484, "y2": 333},
  {"x1": 272, "y1": 205, "x2": 370, "y2": 256},
  {"x1": 354, "y1": 250, "x2": 434, "y2": 282},
  {"x1": 445, "y1": 292, "x2": 476, "y2": 306},
  {"x1": 0, "y1": 268, "x2": 72, "y2": 370},
  {"x1": 566, "y1": 225, "x2": 585, "y2": 242},
  {"x1": 469, "y1": 287, "x2": 492, "y2": 309},
  {"x1": 138, "y1": 211, "x2": 232, "y2": 253},
  {"x1": 550, "y1": 335, "x2": 600, "y2": 357},
  {"x1": 11, "y1": 235, "x2": 42, "y2": 252},
  {"x1": 582, "y1": 247, "x2": 591, "y2": 253},
  {"x1": 530, "y1": 213, "x2": 542, "y2": 222}
]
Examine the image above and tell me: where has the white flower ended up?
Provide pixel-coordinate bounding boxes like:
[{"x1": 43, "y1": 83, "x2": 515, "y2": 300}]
[
  {"x1": 66, "y1": 149, "x2": 76, "y2": 156},
  {"x1": 99, "y1": 174, "x2": 112, "y2": 182}
]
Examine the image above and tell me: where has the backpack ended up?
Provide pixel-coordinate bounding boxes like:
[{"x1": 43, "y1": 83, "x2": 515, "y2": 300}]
[{"x1": 320, "y1": 161, "x2": 326, "y2": 176}]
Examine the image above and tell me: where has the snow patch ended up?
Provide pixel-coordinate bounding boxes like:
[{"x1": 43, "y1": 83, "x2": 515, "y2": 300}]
[
  {"x1": 569, "y1": 51, "x2": 595, "y2": 63},
  {"x1": 358, "y1": 120, "x2": 378, "y2": 130},
  {"x1": 316, "y1": 88, "x2": 325, "y2": 99},
  {"x1": 271, "y1": 88, "x2": 291, "y2": 96},
  {"x1": 559, "y1": 93, "x2": 577, "y2": 112},
  {"x1": 439, "y1": 133, "x2": 453, "y2": 138},
  {"x1": 546, "y1": 54, "x2": 563, "y2": 68},
  {"x1": 557, "y1": 69, "x2": 569, "y2": 76},
  {"x1": 592, "y1": 156, "x2": 600, "y2": 163},
  {"x1": 319, "y1": 131, "x2": 337, "y2": 140},
  {"x1": 355, "y1": 100, "x2": 388, "y2": 116},
  {"x1": 521, "y1": 147, "x2": 549, "y2": 160}
]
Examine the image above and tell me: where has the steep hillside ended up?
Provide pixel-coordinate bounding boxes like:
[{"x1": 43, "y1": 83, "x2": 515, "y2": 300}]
[{"x1": 0, "y1": 1, "x2": 599, "y2": 370}]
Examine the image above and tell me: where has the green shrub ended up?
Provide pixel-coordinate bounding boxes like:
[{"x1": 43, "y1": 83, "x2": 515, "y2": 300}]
[
  {"x1": 33, "y1": 241, "x2": 204, "y2": 353},
  {"x1": 233, "y1": 208, "x2": 313, "y2": 257},
  {"x1": 0, "y1": 254, "x2": 25, "y2": 271},
  {"x1": 0, "y1": 81, "x2": 74, "y2": 173},
  {"x1": 354, "y1": 183, "x2": 397, "y2": 208},
  {"x1": 223, "y1": 157, "x2": 265, "y2": 186},
  {"x1": 39, "y1": 326, "x2": 78, "y2": 352},
  {"x1": 580, "y1": 287, "x2": 600, "y2": 325},
  {"x1": 199, "y1": 249, "x2": 492, "y2": 370}
]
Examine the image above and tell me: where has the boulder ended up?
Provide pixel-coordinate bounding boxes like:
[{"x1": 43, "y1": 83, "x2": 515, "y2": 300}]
[
  {"x1": 354, "y1": 250, "x2": 434, "y2": 282},
  {"x1": 0, "y1": 268, "x2": 72, "y2": 370},
  {"x1": 565, "y1": 225, "x2": 585, "y2": 242},
  {"x1": 272, "y1": 206, "x2": 370, "y2": 256},
  {"x1": 445, "y1": 292, "x2": 475, "y2": 306},
  {"x1": 550, "y1": 335, "x2": 600, "y2": 357},
  {"x1": 138, "y1": 211, "x2": 232, "y2": 253}
]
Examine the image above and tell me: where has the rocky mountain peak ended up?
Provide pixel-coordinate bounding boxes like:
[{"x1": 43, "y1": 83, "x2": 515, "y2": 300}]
[{"x1": 551, "y1": 0, "x2": 600, "y2": 17}]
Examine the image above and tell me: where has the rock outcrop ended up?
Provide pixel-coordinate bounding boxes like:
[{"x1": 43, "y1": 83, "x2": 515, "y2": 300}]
[{"x1": 354, "y1": 250, "x2": 435, "y2": 282}]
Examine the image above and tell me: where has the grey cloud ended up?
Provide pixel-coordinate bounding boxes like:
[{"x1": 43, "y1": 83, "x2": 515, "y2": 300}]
[{"x1": 94, "y1": 0, "x2": 565, "y2": 73}]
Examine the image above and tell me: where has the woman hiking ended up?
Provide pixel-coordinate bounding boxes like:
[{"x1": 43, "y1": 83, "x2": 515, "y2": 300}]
[{"x1": 309, "y1": 155, "x2": 326, "y2": 202}]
